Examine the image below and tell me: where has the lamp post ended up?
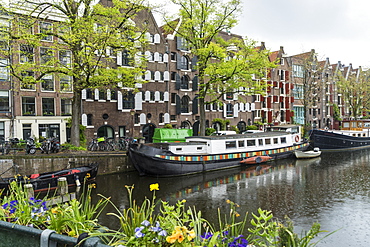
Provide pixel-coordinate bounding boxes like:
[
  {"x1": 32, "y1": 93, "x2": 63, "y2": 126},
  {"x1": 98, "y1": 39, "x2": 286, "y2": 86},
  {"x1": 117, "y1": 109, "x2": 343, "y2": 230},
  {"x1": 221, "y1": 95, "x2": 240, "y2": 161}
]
[{"x1": 130, "y1": 109, "x2": 136, "y2": 138}]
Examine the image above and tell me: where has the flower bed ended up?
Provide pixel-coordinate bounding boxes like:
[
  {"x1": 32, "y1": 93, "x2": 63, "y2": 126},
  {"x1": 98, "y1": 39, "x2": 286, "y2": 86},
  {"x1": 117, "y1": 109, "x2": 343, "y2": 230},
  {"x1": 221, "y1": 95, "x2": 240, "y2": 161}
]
[{"x1": 0, "y1": 181, "x2": 333, "y2": 246}]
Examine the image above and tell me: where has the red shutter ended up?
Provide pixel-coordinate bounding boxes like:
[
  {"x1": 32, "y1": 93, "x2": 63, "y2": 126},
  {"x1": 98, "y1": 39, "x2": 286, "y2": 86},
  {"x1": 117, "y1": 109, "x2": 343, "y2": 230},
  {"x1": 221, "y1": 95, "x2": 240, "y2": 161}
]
[
  {"x1": 286, "y1": 110, "x2": 291, "y2": 122},
  {"x1": 291, "y1": 96, "x2": 294, "y2": 103},
  {"x1": 279, "y1": 82, "x2": 283, "y2": 88},
  {"x1": 273, "y1": 81, "x2": 277, "y2": 87},
  {"x1": 285, "y1": 71, "x2": 289, "y2": 81},
  {"x1": 285, "y1": 83, "x2": 290, "y2": 94},
  {"x1": 285, "y1": 97, "x2": 290, "y2": 106},
  {"x1": 267, "y1": 97, "x2": 271, "y2": 108},
  {"x1": 268, "y1": 111, "x2": 273, "y2": 123},
  {"x1": 273, "y1": 95, "x2": 278, "y2": 102},
  {"x1": 280, "y1": 96, "x2": 283, "y2": 102},
  {"x1": 290, "y1": 83, "x2": 294, "y2": 89},
  {"x1": 267, "y1": 70, "x2": 271, "y2": 79}
]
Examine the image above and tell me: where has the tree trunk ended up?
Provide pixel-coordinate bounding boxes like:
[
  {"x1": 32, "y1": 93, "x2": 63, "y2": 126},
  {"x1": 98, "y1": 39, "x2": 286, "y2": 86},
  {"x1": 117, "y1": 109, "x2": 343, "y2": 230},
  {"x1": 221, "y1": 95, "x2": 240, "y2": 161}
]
[
  {"x1": 71, "y1": 89, "x2": 82, "y2": 146},
  {"x1": 199, "y1": 97, "x2": 206, "y2": 136}
]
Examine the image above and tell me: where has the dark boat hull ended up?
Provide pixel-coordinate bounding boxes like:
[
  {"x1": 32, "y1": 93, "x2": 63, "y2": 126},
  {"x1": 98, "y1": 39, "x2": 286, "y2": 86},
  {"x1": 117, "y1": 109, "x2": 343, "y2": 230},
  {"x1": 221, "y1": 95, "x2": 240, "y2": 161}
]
[
  {"x1": 310, "y1": 129, "x2": 370, "y2": 151},
  {"x1": 0, "y1": 163, "x2": 98, "y2": 192},
  {"x1": 128, "y1": 143, "x2": 309, "y2": 177}
]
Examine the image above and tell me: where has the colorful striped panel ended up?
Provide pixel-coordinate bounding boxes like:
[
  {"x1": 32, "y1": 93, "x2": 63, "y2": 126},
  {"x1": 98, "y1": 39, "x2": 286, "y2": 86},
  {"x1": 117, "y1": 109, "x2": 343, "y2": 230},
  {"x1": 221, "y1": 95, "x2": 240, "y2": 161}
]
[{"x1": 155, "y1": 143, "x2": 308, "y2": 162}]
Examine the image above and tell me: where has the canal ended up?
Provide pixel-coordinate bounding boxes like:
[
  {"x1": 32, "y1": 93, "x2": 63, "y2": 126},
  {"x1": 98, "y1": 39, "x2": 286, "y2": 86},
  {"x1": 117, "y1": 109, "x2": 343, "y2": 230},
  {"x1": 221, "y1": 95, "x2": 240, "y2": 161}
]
[{"x1": 93, "y1": 149, "x2": 370, "y2": 247}]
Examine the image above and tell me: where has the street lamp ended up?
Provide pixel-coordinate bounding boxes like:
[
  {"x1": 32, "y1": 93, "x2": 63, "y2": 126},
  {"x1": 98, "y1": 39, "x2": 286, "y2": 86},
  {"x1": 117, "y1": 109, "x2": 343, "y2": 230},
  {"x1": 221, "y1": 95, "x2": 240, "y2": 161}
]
[{"x1": 130, "y1": 109, "x2": 136, "y2": 138}]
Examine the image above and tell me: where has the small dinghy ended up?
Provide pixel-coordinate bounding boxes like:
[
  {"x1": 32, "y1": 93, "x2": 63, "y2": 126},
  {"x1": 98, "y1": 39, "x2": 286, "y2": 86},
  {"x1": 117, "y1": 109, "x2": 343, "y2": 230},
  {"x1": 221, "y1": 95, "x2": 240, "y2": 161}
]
[
  {"x1": 240, "y1": 156, "x2": 272, "y2": 165},
  {"x1": 0, "y1": 163, "x2": 98, "y2": 193},
  {"x1": 294, "y1": 148, "x2": 321, "y2": 159}
]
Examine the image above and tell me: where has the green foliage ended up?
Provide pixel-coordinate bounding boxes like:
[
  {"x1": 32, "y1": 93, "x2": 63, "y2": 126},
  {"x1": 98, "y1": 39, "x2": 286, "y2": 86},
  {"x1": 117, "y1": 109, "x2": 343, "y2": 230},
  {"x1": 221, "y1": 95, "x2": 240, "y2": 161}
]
[
  {"x1": 246, "y1": 125, "x2": 258, "y2": 130},
  {"x1": 212, "y1": 118, "x2": 227, "y2": 130},
  {"x1": 332, "y1": 103, "x2": 342, "y2": 121},
  {"x1": 66, "y1": 118, "x2": 86, "y2": 146},
  {"x1": 206, "y1": 128, "x2": 216, "y2": 136},
  {"x1": 230, "y1": 125, "x2": 239, "y2": 133},
  {"x1": 61, "y1": 143, "x2": 87, "y2": 151},
  {"x1": 164, "y1": 124, "x2": 173, "y2": 129}
]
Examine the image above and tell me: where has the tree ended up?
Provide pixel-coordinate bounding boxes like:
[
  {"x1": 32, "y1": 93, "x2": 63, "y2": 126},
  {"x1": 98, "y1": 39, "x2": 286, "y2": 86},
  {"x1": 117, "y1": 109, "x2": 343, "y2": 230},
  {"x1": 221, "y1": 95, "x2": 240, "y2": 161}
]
[
  {"x1": 163, "y1": 0, "x2": 275, "y2": 136},
  {"x1": 337, "y1": 68, "x2": 370, "y2": 119},
  {"x1": 2, "y1": 0, "x2": 147, "y2": 146}
]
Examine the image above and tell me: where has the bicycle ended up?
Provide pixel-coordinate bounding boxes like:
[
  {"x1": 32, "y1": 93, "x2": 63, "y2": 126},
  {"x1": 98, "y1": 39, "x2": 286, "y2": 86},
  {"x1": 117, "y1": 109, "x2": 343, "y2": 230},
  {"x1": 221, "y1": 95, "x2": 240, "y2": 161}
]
[{"x1": 87, "y1": 138, "x2": 99, "y2": 151}]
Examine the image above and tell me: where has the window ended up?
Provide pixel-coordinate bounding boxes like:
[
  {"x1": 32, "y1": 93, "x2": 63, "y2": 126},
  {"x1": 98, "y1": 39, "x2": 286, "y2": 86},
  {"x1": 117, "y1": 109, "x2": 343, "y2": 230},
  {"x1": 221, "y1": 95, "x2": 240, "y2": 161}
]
[
  {"x1": 134, "y1": 113, "x2": 139, "y2": 124},
  {"x1": 247, "y1": 139, "x2": 256, "y2": 146},
  {"x1": 60, "y1": 75, "x2": 72, "y2": 92},
  {"x1": 226, "y1": 92, "x2": 233, "y2": 100},
  {"x1": 265, "y1": 138, "x2": 271, "y2": 145},
  {"x1": 122, "y1": 91, "x2": 134, "y2": 109},
  {"x1": 22, "y1": 97, "x2": 35, "y2": 115},
  {"x1": 111, "y1": 90, "x2": 117, "y2": 100},
  {"x1": 20, "y1": 45, "x2": 34, "y2": 63},
  {"x1": 293, "y1": 64, "x2": 304, "y2": 78},
  {"x1": 258, "y1": 139, "x2": 263, "y2": 146},
  {"x1": 21, "y1": 71, "x2": 35, "y2": 90},
  {"x1": 59, "y1": 50, "x2": 71, "y2": 67},
  {"x1": 86, "y1": 89, "x2": 93, "y2": 99},
  {"x1": 171, "y1": 93, "x2": 176, "y2": 104},
  {"x1": 39, "y1": 124, "x2": 60, "y2": 139},
  {"x1": 99, "y1": 90, "x2": 106, "y2": 100},
  {"x1": 119, "y1": 126, "x2": 126, "y2": 137},
  {"x1": 0, "y1": 59, "x2": 8, "y2": 81},
  {"x1": 238, "y1": 140, "x2": 245, "y2": 148},
  {"x1": 226, "y1": 103, "x2": 233, "y2": 117},
  {"x1": 273, "y1": 138, "x2": 278, "y2": 144},
  {"x1": 0, "y1": 91, "x2": 9, "y2": 111},
  {"x1": 159, "y1": 113, "x2": 164, "y2": 123},
  {"x1": 61, "y1": 98, "x2": 72, "y2": 116},
  {"x1": 225, "y1": 141, "x2": 236, "y2": 149},
  {"x1": 122, "y1": 50, "x2": 131, "y2": 66},
  {"x1": 41, "y1": 74, "x2": 54, "y2": 91},
  {"x1": 19, "y1": 18, "x2": 33, "y2": 34},
  {"x1": 170, "y1": 52, "x2": 176, "y2": 61},
  {"x1": 39, "y1": 21, "x2": 53, "y2": 41},
  {"x1": 180, "y1": 56, "x2": 188, "y2": 70},
  {"x1": 42, "y1": 98, "x2": 55, "y2": 116},
  {"x1": 40, "y1": 47, "x2": 53, "y2": 65},
  {"x1": 181, "y1": 75, "x2": 189, "y2": 89},
  {"x1": 280, "y1": 137, "x2": 287, "y2": 144},
  {"x1": 87, "y1": 114, "x2": 93, "y2": 125},
  {"x1": 181, "y1": 96, "x2": 189, "y2": 113},
  {"x1": 293, "y1": 84, "x2": 304, "y2": 99},
  {"x1": 0, "y1": 122, "x2": 4, "y2": 139}
]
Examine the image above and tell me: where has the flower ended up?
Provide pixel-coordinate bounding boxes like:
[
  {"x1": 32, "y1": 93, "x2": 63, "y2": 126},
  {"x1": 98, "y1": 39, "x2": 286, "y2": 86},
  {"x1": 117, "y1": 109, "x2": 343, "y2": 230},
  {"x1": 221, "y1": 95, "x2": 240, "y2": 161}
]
[
  {"x1": 141, "y1": 220, "x2": 150, "y2": 227},
  {"x1": 150, "y1": 183, "x2": 159, "y2": 191},
  {"x1": 134, "y1": 226, "x2": 145, "y2": 238}
]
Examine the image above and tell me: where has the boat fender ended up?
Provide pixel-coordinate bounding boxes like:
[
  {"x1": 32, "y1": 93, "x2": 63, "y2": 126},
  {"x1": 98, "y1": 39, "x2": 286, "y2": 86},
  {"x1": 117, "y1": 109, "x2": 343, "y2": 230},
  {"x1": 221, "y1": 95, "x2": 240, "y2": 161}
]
[
  {"x1": 255, "y1": 156, "x2": 262, "y2": 163},
  {"x1": 75, "y1": 175, "x2": 81, "y2": 187},
  {"x1": 294, "y1": 135, "x2": 300, "y2": 142}
]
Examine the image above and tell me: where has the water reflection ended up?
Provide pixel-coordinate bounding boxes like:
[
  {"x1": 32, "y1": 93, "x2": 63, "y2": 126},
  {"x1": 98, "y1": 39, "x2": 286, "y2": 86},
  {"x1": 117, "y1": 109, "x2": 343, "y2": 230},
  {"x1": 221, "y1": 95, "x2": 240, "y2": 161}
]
[{"x1": 94, "y1": 150, "x2": 370, "y2": 247}]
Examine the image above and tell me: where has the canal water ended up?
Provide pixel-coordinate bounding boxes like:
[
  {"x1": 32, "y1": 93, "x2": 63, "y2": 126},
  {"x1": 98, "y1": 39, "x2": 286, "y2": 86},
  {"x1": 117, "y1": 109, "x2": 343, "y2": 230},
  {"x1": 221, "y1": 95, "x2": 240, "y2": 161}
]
[{"x1": 93, "y1": 150, "x2": 370, "y2": 247}]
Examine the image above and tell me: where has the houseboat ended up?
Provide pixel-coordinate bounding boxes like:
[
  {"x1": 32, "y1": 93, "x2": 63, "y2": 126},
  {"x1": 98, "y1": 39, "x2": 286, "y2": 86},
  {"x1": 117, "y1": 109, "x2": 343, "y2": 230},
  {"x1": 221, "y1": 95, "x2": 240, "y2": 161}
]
[
  {"x1": 310, "y1": 119, "x2": 370, "y2": 151},
  {"x1": 128, "y1": 131, "x2": 309, "y2": 177}
]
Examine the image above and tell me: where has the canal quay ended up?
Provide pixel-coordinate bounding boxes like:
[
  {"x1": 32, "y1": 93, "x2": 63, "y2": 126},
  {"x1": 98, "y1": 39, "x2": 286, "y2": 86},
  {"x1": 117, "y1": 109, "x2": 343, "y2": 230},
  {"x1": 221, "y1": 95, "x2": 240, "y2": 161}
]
[{"x1": 2, "y1": 150, "x2": 370, "y2": 246}]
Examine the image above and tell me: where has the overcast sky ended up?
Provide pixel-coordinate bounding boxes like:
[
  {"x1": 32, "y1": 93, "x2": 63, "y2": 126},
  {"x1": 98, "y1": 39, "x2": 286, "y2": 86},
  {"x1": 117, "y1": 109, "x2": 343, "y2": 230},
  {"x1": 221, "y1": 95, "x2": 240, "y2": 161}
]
[
  {"x1": 232, "y1": 0, "x2": 370, "y2": 68},
  {"x1": 153, "y1": 0, "x2": 370, "y2": 68}
]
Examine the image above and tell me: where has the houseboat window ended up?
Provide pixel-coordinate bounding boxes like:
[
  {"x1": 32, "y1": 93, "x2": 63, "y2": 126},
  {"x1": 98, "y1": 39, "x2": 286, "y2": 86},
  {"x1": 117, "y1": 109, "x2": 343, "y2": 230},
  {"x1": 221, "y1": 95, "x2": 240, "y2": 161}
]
[
  {"x1": 343, "y1": 122, "x2": 350, "y2": 128},
  {"x1": 364, "y1": 123, "x2": 370, "y2": 127},
  {"x1": 352, "y1": 122, "x2": 356, "y2": 128},
  {"x1": 197, "y1": 147, "x2": 203, "y2": 150},
  {"x1": 247, "y1": 140, "x2": 256, "y2": 146},
  {"x1": 258, "y1": 139, "x2": 263, "y2": 146},
  {"x1": 238, "y1": 140, "x2": 245, "y2": 148},
  {"x1": 176, "y1": 148, "x2": 182, "y2": 151},
  {"x1": 225, "y1": 141, "x2": 236, "y2": 149},
  {"x1": 273, "y1": 138, "x2": 278, "y2": 144},
  {"x1": 265, "y1": 138, "x2": 271, "y2": 145},
  {"x1": 280, "y1": 137, "x2": 287, "y2": 144}
]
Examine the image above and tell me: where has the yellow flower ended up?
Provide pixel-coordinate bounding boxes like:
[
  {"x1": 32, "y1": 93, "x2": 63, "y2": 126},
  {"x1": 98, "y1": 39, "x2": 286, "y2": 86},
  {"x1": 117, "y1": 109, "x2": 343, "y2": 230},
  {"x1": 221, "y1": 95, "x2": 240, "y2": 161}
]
[
  {"x1": 187, "y1": 229, "x2": 196, "y2": 241},
  {"x1": 235, "y1": 213, "x2": 240, "y2": 217},
  {"x1": 226, "y1": 199, "x2": 231, "y2": 204},
  {"x1": 88, "y1": 183, "x2": 96, "y2": 189},
  {"x1": 150, "y1": 183, "x2": 159, "y2": 191},
  {"x1": 181, "y1": 199, "x2": 187, "y2": 203},
  {"x1": 86, "y1": 173, "x2": 91, "y2": 178}
]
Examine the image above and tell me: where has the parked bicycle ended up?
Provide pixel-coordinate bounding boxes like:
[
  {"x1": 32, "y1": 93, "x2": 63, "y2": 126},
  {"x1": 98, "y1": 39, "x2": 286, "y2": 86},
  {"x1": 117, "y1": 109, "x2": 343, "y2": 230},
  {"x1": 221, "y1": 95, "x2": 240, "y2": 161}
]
[
  {"x1": 117, "y1": 137, "x2": 135, "y2": 151},
  {"x1": 87, "y1": 137, "x2": 118, "y2": 151}
]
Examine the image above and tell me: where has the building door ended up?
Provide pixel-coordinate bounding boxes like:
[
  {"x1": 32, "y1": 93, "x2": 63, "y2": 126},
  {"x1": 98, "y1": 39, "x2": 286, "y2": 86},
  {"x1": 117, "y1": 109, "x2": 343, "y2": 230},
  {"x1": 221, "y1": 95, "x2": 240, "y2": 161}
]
[
  {"x1": 97, "y1": 125, "x2": 114, "y2": 139},
  {"x1": 142, "y1": 123, "x2": 156, "y2": 143}
]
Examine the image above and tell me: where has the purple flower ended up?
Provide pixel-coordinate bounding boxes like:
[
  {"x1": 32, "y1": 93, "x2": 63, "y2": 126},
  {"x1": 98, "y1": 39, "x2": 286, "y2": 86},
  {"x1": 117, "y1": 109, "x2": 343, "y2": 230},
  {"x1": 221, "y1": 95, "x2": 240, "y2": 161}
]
[
  {"x1": 135, "y1": 226, "x2": 145, "y2": 238},
  {"x1": 201, "y1": 232, "x2": 213, "y2": 240},
  {"x1": 150, "y1": 221, "x2": 161, "y2": 232},
  {"x1": 141, "y1": 220, "x2": 150, "y2": 227},
  {"x1": 158, "y1": 230, "x2": 167, "y2": 236}
]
